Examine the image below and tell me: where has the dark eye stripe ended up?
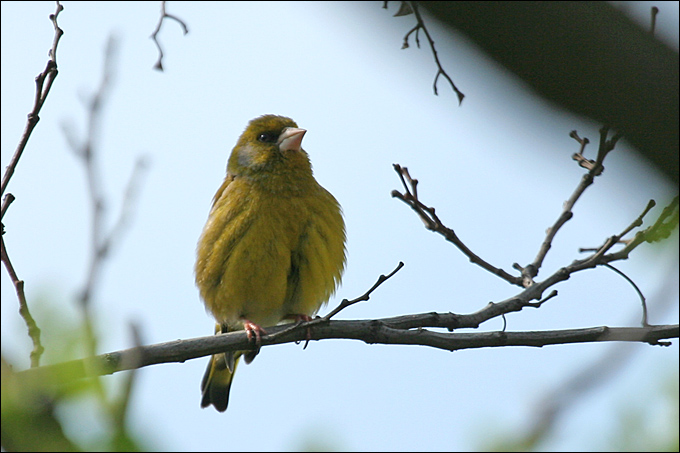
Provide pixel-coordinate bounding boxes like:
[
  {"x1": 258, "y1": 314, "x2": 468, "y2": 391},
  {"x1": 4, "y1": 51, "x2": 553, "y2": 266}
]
[{"x1": 257, "y1": 132, "x2": 278, "y2": 143}]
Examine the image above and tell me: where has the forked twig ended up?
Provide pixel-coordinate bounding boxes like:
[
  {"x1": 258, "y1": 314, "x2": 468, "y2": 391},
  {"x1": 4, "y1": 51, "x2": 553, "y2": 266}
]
[
  {"x1": 391, "y1": 163, "x2": 523, "y2": 286},
  {"x1": 522, "y1": 127, "x2": 622, "y2": 284},
  {"x1": 385, "y1": 1, "x2": 465, "y2": 104},
  {"x1": 150, "y1": 0, "x2": 189, "y2": 71}
]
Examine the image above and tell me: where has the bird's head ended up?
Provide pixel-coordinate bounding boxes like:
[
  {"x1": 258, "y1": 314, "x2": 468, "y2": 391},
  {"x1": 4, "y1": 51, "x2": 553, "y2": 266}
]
[{"x1": 227, "y1": 114, "x2": 311, "y2": 178}]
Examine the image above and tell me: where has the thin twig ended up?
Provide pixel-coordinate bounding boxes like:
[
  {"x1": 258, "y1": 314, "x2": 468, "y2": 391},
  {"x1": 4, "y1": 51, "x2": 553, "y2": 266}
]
[
  {"x1": 388, "y1": 1, "x2": 464, "y2": 104},
  {"x1": 640, "y1": 196, "x2": 679, "y2": 244},
  {"x1": 618, "y1": 199, "x2": 656, "y2": 240},
  {"x1": 409, "y1": 2, "x2": 464, "y2": 103},
  {"x1": 577, "y1": 199, "x2": 657, "y2": 257},
  {"x1": 322, "y1": 261, "x2": 405, "y2": 321},
  {"x1": 150, "y1": 0, "x2": 189, "y2": 71},
  {"x1": 524, "y1": 128, "x2": 620, "y2": 284},
  {"x1": 110, "y1": 322, "x2": 144, "y2": 447},
  {"x1": 603, "y1": 196, "x2": 679, "y2": 262},
  {"x1": 0, "y1": 1, "x2": 64, "y2": 367},
  {"x1": 1, "y1": 2, "x2": 63, "y2": 202},
  {"x1": 651, "y1": 6, "x2": 659, "y2": 35},
  {"x1": 391, "y1": 163, "x2": 523, "y2": 286},
  {"x1": 269, "y1": 262, "x2": 405, "y2": 342},
  {"x1": 603, "y1": 264, "x2": 648, "y2": 327},
  {"x1": 1, "y1": 235, "x2": 44, "y2": 367}
]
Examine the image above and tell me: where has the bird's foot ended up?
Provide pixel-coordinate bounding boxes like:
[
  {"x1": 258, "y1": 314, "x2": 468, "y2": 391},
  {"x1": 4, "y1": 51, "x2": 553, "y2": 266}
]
[
  {"x1": 241, "y1": 319, "x2": 267, "y2": 364},
  {"x1": 286, "y1": 314, "x2": 314, "y2": 349},
  {"x1": 242, "y1": 319, "x2": 267, "y2": 346}
]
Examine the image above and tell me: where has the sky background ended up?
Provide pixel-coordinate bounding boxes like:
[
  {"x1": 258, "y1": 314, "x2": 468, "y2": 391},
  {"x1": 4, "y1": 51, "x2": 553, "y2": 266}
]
[{"x1": 2, "y1": 1, "x2": 678, "y2": 451}]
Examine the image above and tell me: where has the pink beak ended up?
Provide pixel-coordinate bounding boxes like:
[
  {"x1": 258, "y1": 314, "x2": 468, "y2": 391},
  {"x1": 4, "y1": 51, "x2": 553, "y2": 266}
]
[{"x1": 278, "y1": 127, "x2": 306, "y2": 152}]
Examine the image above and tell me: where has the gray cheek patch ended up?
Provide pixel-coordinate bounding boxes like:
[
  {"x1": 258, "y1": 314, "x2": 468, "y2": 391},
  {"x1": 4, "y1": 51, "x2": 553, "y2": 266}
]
[{"x1": 237, "y1": 143, "x2": 256, "y2": 168}]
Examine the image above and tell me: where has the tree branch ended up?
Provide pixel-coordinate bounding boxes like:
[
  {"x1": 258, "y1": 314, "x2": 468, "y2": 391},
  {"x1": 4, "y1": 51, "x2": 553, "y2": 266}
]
[
  {"x1": 391, "y1": 163, "x2": 523, "y2": 286},
  {"x1": 521, "y1": 127, "x2": 621, "y2": 284},
  {"x1": 16, "y1": 321, "x2": 678, "y2": 383}
]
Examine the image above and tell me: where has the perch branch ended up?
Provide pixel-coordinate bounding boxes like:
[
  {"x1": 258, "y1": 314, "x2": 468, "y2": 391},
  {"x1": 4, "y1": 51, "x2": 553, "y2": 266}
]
[{"x1": 16, "y1": 321, "x2": 678, "y2": 383}]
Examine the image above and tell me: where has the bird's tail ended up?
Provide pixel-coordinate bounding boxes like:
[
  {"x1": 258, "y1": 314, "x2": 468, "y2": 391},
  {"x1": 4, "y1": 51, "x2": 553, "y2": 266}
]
[{"x1": 200, "y1": 324, "x2": 242, "y2": 412}]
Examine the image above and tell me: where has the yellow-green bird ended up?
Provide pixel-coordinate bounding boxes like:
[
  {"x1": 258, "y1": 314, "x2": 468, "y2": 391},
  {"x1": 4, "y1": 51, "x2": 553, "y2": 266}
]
[{"x1": 195, "y1": 114, "x2": 346, "y2": 412}]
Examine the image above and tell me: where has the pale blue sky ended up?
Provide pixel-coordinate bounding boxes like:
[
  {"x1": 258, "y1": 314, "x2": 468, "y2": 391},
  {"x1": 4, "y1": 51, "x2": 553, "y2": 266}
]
[{"x1": 2, "y1": 2, "x2": 678, "y2": 451}]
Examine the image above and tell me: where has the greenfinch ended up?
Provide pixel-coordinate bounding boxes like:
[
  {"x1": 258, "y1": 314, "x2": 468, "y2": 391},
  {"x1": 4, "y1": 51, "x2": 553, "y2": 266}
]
[{"x1": 195, "y1": 114, "x2": 346, "y2": 412}]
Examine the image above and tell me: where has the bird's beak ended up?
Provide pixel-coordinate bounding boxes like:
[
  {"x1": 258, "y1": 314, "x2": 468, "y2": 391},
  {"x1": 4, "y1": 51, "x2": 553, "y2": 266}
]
[{"x1": 278, "y1": 127, "x2": 306, "y2": 152}]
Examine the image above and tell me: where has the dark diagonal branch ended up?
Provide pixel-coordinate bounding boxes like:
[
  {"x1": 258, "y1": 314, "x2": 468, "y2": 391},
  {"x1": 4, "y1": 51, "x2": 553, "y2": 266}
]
[
  {"x1": 0, "y1": 1, "x2": 63, "y2": 202},
  {"x1": 391, "y1": 164, "x2": 523, "y2": 286},
  {"x1": 0, "y1": 1, "x2": 64, "y2": 368},
  {"x1": 269, "y1": 262, "x2": 404, "y2": 343},
  {"x1": 322, "y1": 261, "x2": 405, "y2": 321}
]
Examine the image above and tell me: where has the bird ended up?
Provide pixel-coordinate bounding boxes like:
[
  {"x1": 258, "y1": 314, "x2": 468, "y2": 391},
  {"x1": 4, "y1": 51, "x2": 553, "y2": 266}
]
[{"x1": 194, "y1": 114, "x2": 346, "y2": 412}]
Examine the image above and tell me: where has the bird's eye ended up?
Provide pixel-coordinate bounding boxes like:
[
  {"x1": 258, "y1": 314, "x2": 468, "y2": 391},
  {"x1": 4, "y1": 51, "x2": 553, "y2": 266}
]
[{"x1": 257, "y1": 132, "x2": 278, "y2": 143}]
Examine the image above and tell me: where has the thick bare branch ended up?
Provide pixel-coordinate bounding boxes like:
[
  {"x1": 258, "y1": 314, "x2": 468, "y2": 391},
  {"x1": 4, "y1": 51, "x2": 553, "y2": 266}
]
[{"x1": 16, "y1": 321, "x2": 678, "y2": 383}]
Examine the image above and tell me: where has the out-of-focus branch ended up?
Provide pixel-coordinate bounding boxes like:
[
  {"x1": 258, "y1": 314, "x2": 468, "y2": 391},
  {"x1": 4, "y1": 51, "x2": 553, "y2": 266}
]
[
  {"x1": 62, "y1": 36, "x2": 148, "y2": 316},
  {"x1": 57, "y1": 41, "x2": 149, "y2": 435},
  {"x1": 417, "y1": 1, "x2": 679, "y2": 185},
  {"x1": 58, "y1": 33, "x2": 148, "y2": 443},
  {"x1": 497, "y1": 254, "x2": 679, "y2": 451}
]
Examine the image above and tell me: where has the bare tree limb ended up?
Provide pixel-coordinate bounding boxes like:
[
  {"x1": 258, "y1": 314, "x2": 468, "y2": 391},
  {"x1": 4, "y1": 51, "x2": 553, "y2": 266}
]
[{"x1": 16, "y1": 321, "x2": 678, "y2": 383}]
